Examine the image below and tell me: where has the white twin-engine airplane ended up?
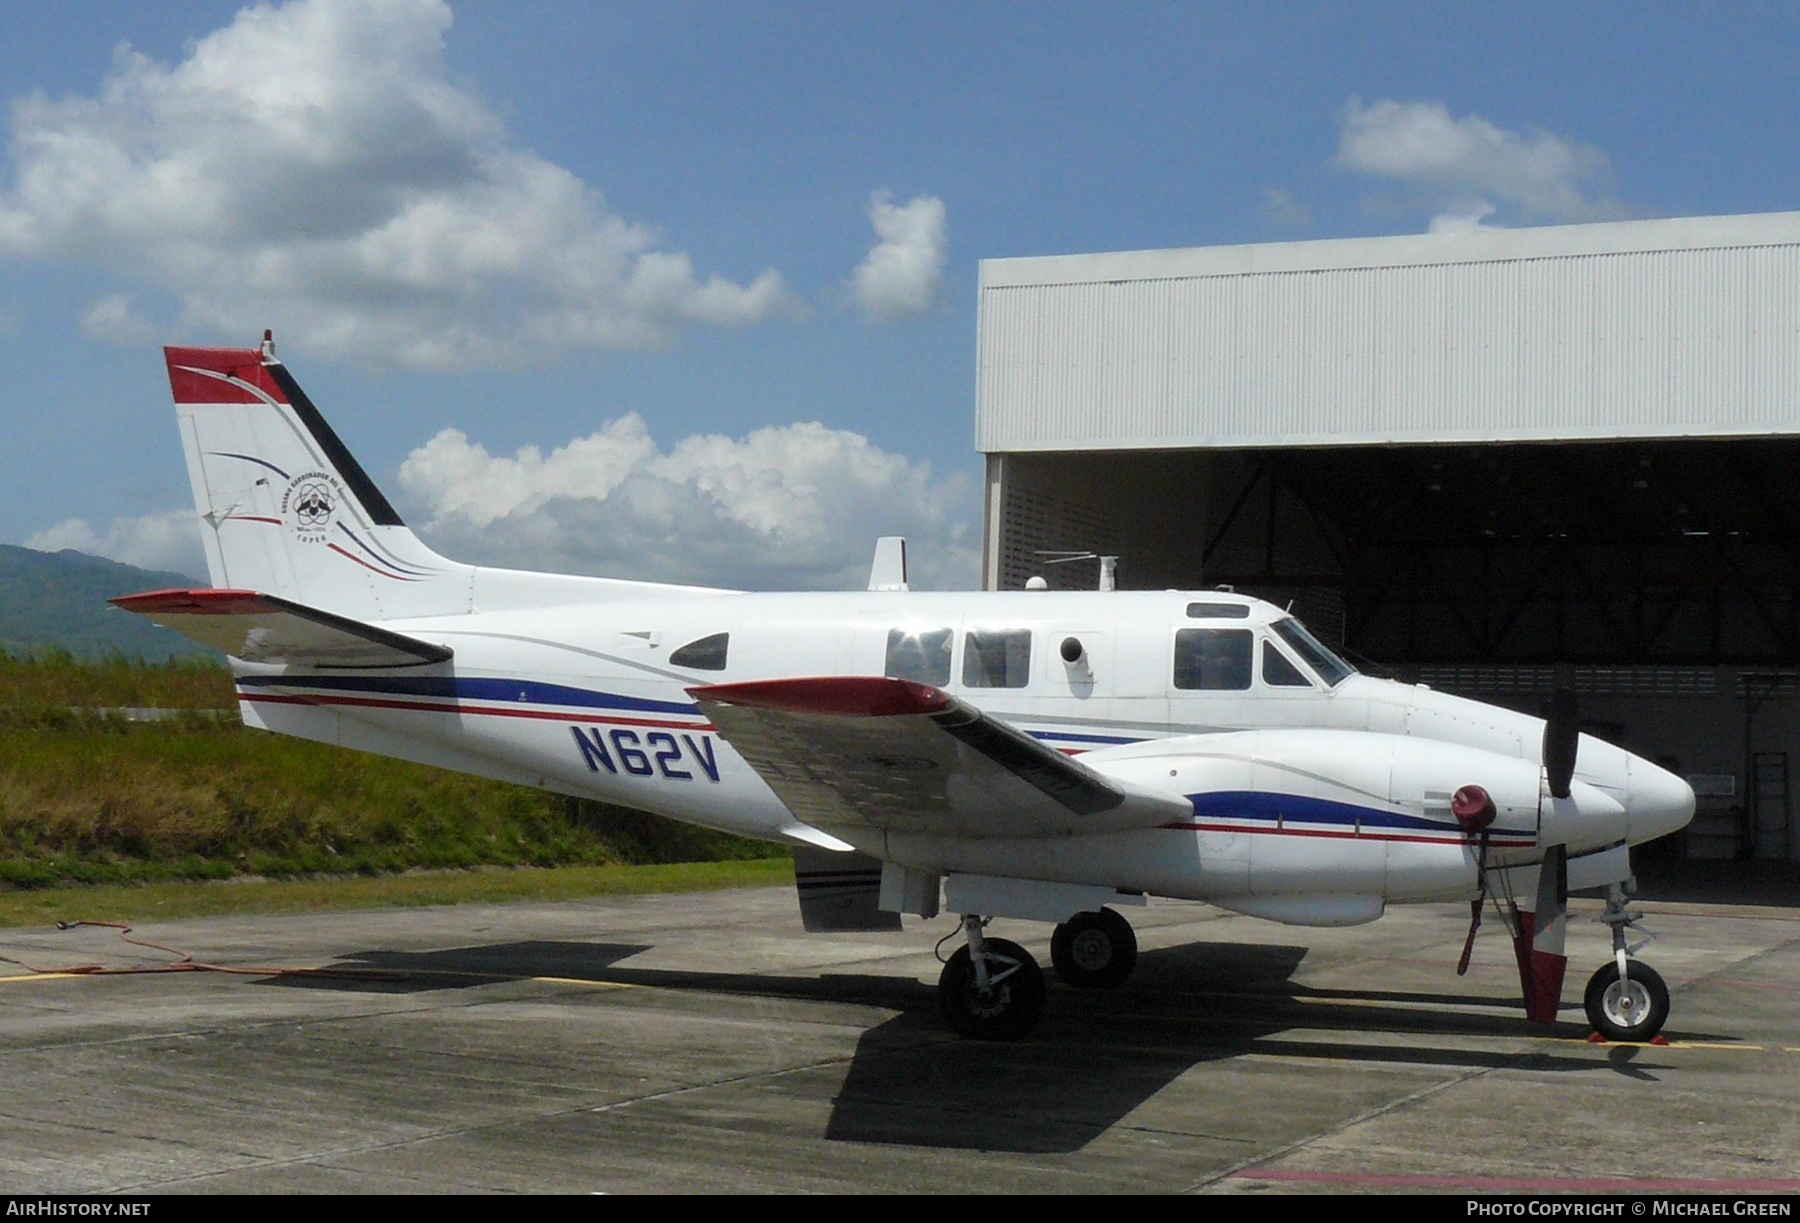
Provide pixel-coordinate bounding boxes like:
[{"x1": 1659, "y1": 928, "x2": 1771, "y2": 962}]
[{"x1": 116, "y1": 334, "x2": 1696, "y2": 1042}]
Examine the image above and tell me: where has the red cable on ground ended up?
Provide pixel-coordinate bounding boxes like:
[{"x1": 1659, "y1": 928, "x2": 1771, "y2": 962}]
[{"x1": 1, "y1": 920, "x2": 407, "y2": 982}]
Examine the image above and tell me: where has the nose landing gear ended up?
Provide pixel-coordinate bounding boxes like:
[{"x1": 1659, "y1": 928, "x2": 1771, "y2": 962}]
[{"x1": 1582, "y1": 882, "x2": 1669, "y2": 1043}]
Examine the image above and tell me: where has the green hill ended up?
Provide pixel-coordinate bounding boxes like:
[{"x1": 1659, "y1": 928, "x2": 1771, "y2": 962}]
[{"x1": 0, "y1": 544, "x2": 215, "y2": 660}]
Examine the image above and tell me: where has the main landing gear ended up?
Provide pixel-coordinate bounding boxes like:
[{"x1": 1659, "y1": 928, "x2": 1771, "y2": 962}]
[
  {"x1": 1050, "y1": 908, "x2": 1138, "y2": 989},
  {"x1": 938, "y1": 907, "x2": 1141, "y2": 1039},
  {"x1": 939, "y1": 915, "x2": 1045, "y2": 1040},
  {"x1": 1582, "y1": 882, "x2": 1670, "y2": 1043}
]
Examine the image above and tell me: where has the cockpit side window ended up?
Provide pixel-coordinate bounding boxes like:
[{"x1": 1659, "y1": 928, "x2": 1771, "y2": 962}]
[
  {"x1": 1173, "y1": 628, "x2": 1252, "y2": 690},
  {"x1": 1261, "y1": 640, "x2": 1312, "y2": 687},
  {"x1": 963, "y1": 629, "x2": 1032, "y2": 688},
  {"x1": 669, "y1": 632, "x2": 729, "y2": 670},
  {"x1": 1270, "y1": 618, "x2": 1354, "y2": 687},
  {"x1": 886, "y1": 628, "x2": 953, "y2": 686},
  {"x1": 1185, "y1": 601, "x2": 1251, "y2": 619}
]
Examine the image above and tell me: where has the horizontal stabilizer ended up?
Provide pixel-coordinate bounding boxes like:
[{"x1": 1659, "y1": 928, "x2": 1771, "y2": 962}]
[
  {"x1": 110, "y1": 588, "x2": 451, "y2": 669},
  {"x1": 691, "y1": 676, "x2": 1191, "y2": 840}
]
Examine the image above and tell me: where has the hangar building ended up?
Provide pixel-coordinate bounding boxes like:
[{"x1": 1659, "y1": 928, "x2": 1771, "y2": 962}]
[{"x1": 976, "y1": 211, "x2": 1800, "y2": 863}]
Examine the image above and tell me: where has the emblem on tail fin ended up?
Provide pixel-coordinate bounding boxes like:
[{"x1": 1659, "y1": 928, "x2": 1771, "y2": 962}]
[{"x1": 282, "y1": 473, "x2": 340, "y2": 541}]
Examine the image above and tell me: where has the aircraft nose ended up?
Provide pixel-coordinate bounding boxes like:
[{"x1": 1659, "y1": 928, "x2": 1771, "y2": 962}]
[{"x1": 1626, "y1": 754, "x2": 1696, "y2": 846}]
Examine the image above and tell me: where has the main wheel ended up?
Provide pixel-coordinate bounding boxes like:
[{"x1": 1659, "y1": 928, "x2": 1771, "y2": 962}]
[
  {"x1": 938, "y1": 938, "x2": 1046, "y2": 1040},
  {"x1": 1583, "y1": 960, "x2": 1670, "y2": 1042},
  {"x1": 1050, "y1": 908, "x2": 1139, "y2": 989}
]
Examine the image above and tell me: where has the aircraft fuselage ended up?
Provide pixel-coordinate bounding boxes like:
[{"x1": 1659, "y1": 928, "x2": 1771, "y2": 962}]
[{"x1": 234, "y1": 587, "x2": 1692, "y2": 922}]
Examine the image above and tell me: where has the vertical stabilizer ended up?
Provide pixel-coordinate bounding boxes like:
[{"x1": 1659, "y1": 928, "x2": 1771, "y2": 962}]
[{"x1": 167, "y1": 337, "x2": 473, "y2": 621}]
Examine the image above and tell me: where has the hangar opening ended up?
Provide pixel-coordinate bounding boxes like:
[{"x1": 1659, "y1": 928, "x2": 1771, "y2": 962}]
[{"x1": 977, "y1": 212, "x2": 1800, "y2": 864}]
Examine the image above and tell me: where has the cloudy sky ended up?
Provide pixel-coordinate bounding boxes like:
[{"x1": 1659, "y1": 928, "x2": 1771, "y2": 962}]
[{"x1": 2, "y1": 1, "x2": 1797, "y2": 589}]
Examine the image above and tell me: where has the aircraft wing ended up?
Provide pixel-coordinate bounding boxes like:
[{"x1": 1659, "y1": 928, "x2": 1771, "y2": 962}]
[
  {"x1": 111, "y1": 588, "x2": 452, "y2": 669},
  {"x1": 691, "y1": 676, "x2": 1191, "y2": 840}
]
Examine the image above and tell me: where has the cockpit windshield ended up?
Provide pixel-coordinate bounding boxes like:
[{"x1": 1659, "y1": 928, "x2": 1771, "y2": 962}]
[{"x1": 1270, "y1": 618, "x2": 1355, "y2": 687}]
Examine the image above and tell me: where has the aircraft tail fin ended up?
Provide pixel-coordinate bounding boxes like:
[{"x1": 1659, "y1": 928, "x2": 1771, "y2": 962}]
[{"x1": 167, "y1": 334, "x2": 473, "y2": 621}]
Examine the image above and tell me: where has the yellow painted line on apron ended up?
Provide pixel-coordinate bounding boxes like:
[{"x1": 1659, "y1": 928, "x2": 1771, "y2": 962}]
[{"x1": 0, "y1": 971, "x2": 92, "y2": 983}]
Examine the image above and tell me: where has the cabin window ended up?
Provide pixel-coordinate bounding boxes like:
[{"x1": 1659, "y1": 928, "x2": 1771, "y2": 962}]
[
  {"x1": 886, "y1": 628, "x2": 953, "y2": 686},
  {"x1": 963, "y1": 629, "x2": 1032, "y2": 688},
  {"x1": 1185, "y1": 601, "x2": 1250, "y2": 619},
  {"x1": 1173, "y1": 628, "x2": 1252, "y2": 690},
  {"x1": 669, "y1": 632, "x2": 729, "y2": 670},
  {"x1": 1261, "y1": 640, "x2": 1312, "y2": 687},
  {"x1": 1271, "y1": 618, "x2": 1354, "y2": 686}
]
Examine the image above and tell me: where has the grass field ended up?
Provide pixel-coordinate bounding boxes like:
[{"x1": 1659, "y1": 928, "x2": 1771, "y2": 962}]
[
  {"x1": 0, "y1": 650, "x2": 235, "y2": 709},
  {"x1": 0, "y1": 654, "x2": 789, "y2": 907},
  {"x1": 0, "y1": 859, "x2": 795, "y2": 929}
]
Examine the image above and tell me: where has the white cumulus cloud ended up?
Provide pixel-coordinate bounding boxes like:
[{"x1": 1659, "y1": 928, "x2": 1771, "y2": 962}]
[
  {"x1": 79, "y1": 293, "x2": 159, "y2": 345},
  {"x1": 1260, "y1": 187, "x2": 1311, "y2": 229},
  {"x1": 26, "y1": 510, "x2": 205, "y2": 578},
  {"x1": 1334, "y1": 98, "x2": 1625, "y2": 229},
  {"x1": 849, "y1": 192, "x2": 946, "y2": 323},
  {"x1": 0, "y1": 0, "x2": 793, "y2": 367},
  {"x1": 397, "y1": 417, "x2": 979, "y2": 590}
]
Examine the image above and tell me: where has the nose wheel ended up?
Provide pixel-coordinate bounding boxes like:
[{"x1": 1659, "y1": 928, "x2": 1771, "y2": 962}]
[
  {"x1": 1050, "y1": 908, "x2": 1138, "y2": 988},
  {"x1": 1583, "y1": 881, "x2": 1670, "y2": 1042},
  {"x1": 1584, "y1": 960, "x2": 1669, "y2": 1043}
]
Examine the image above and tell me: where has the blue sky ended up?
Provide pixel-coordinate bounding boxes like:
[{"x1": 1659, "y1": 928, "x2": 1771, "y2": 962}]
[{"x1": 2, "y1": 1, "x2": 1797, "y2": 588}]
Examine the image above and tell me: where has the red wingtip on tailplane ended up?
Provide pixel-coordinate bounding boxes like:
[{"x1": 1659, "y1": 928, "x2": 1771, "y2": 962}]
[
  {"x1": 110, "y1": 588, "x2": 268, "y2": 616},
  {"x1": 164, "y1": 346, "x2": 288, "y2": 406}
]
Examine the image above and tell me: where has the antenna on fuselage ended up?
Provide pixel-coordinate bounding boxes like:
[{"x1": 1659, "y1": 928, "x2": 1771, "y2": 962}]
[
  {"x1": 868, "y1": 536, "x2": 909, "y2": 592},
  {"x1": 1035, "y1": 550, "x2": 1119, "y2": 592}
]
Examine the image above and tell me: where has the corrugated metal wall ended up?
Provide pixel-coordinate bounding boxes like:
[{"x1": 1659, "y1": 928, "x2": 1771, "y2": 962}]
[{"x1": 977, "y1": 226, "x2": 1800, "y2": 453}]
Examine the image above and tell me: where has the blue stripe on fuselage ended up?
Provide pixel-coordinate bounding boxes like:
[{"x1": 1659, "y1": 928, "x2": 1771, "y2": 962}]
[
  {"x1": 1187, "y1": 790, "x2": 1474, "y2": 836},
  {"x1": 234, "y1": 673, "x2": 702, "y2": 716},
  {"x1": 1028, "y1": 729, "x2": 1145, "y2": 746}
]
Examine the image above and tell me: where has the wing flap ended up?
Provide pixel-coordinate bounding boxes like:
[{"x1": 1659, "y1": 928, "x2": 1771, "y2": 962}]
[
  {"x1": 110, "y1": 588, "x2": 451, "y2": 669},
  {"x1": 691, "y1": 676, "x2": 1189, "y2": 840}
]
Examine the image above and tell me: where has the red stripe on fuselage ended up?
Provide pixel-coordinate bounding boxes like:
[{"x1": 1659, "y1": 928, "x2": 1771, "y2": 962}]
[{"x1": 1165, "y1": 819, "x2": 1534, "y2": 847}]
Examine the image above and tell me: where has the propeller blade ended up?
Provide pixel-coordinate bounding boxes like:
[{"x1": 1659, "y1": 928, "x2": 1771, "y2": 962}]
[{"x1": 1542, "y1": 688, "x2": 1579, "y2": 799}]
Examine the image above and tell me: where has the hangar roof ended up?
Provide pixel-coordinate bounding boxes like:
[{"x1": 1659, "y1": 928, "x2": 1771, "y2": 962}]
[{"x1": 977, "y1": 211, "x2": 1800, "y2": 454}]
